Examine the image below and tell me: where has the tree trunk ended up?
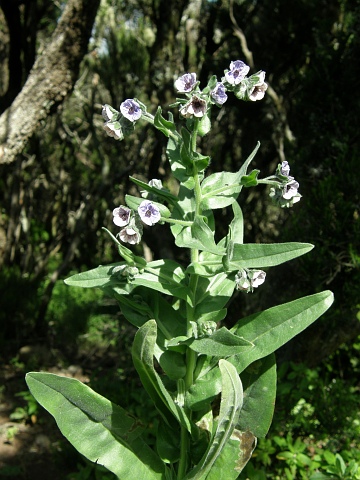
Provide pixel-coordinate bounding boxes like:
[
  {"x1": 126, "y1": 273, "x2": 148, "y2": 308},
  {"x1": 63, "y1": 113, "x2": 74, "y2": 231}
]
[{"x1": 0, "y1": 0, "x2": 101, "y2": 165}]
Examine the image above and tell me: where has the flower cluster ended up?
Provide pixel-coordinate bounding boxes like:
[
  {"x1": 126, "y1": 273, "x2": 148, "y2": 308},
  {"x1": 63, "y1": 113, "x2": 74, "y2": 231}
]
[
  {"x1": 172, "y1": 59, "x2": 268, "y2": 124},
  {"x1": 113, "y1": 198, "x2": 161, "y2": 245},
  {"x1": 102, "y1": 99, "x2": 143, "y2": 140},
  {"x1": 223, "y1": 60, "x2": 268, "y2": 101},
  {"x1": 235, "y1": 268, "x2": 266, "y2": 293},
  {"x1": 269, "y1": 161, "x2": 302, "y2": 208},
  {"x1": 102, "y1": 60, "x2": 268, "y2": 143}
]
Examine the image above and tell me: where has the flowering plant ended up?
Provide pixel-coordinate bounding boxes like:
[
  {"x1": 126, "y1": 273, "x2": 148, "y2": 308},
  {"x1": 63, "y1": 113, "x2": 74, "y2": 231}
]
[{"x1": 26, "y1": 61, "x2": 333, "y2": 479}]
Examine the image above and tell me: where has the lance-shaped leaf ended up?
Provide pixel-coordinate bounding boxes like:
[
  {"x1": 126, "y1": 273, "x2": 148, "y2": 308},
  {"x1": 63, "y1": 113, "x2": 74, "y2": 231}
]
[
  {"x1": 237, "y1": 353, "x2": 276, "y2": 438},
  {"x1": 64, "y1": 258, "x2": 188, "y2": 302},
  {"x1": 229, "y1": 201, "x2": 244, "y2": 245},
  {"x1": 184, "y1": 360, "x2": 243, "y2": 480},
  {"x1": 64, "y1": 263, "x2": 136, "y2": 291},
  {"x1": 132, "y1": 320, "x2": 192, "y2": 434},
  {"x1": 205, "y1": 430, "x2": 257, "y2": 480},
  {"x1": 129, "y1": 176, "x2": 178, "y2": 205},
  {"x1": 223, "y1": 242, "x2": 314, "y2": 272},
  {"x1": 184, "y1": 327, "x2": 254, "y2": 357},
  {"x1": 231, "y1": 290, "x2": 334, "y2": 372},
  {"x1": 186, "y1": 291, "x2": 333, "y2": 410},
  {"x1": 200, "y1": 142, "x2": 260, "y2": 210},
  {"x1": 26, "y1": 373, "x2": 165, "y2": 480}
]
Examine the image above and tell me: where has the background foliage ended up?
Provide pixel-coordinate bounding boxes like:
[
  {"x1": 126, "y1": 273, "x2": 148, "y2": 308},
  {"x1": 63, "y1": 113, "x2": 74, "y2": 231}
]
[{"x1": 0, "y1": 0, "x2": 359, "y2": 477}]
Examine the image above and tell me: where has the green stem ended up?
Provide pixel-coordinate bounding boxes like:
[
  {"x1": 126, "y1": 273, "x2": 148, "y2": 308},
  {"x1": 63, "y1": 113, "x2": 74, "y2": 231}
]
[
  {"x1": 177, "y1": 119, "x2": 202, "y2": 479},
  {"x1": 178, "y1": 425, "x2": 189, "y2": 479}
]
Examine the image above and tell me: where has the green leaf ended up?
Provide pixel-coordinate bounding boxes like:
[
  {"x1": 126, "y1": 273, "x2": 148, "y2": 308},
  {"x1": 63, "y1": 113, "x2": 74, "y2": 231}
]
[
  {"x1": 173, "y1": 216, "x2": 224, "y2": 255},
  {"x1": 231, "y1": 290, "x2": 334, "y2": 373},
  {"x1": 184, "y1": 360, "x2": 243, "y2": 479},
  {"x1": 185, "y1": 257, "x2": 224, "y2": 277},
  {"x1": 205, "y1": 430, "x2": 257, "y2": 480},
  {"x1": 172, "y1": 214, "x2": 223, "y2": 255},
  {"x1": 132, "y1": 320, "x2": 192, "y2": 433},
  {"x1": 238, "y1": 142, "x2": 261, "y2": 176},
  {"x1": 223, "y1": 242, "x2": 314, "y2": 271},
  {"x1": 156, "y1": 421, "x2": 181, "y2": 463},
  {"x1": 158, "y1": 350, "x2": 186, "y2": 380},
  {"x1": 186, "y1": 362, "x2": 222, "y2": 411},
  {"x1": 186, "y1": 291, "x2": 333, "y2": 411},
  {"x1": 65, "y1": 258, "x2": 188, "y2": 302},
  {"x1": 115, "y1": 287, "x2": 186, "y2": 342},
  {"x1": 131, "y1": 259, "x2": 189, "y2": 301},
  {"x1": 166, "y1": 133, "x2": 191, "y2": 184},
  {"x1": 198, "y1": 112, "x2": 211, "y2": 137},
  {"x1": 185, "y1": 327, "x2": 254, "y2": 356},
  {"x1": 193, "y1": 151, "x2": 211, "y2": 172},
  {"x1": 154, "y1": 107, "x2": 176, "y2": 137},
  {"x1": 26, "y1": 373, "x2": 165, "y2": 479},
  {"x1": 200, "y1": 142, "x2": 260, "y2": 210},
  {"x1": 200, "y1": 171, "x2": 243, "y2": 210},
  {"x1": 229, "y1": 202, "x2": 244, "y2": 245},
  {"x1": 64, "y1": 263, "x2": 134, "y2": 291},
  {"x1": 237, "y1": 353, "x2": 277, "y2": 438},
  {"x1": 129, "y1": 176, "x2": 178, "y2": 204},
  {"x1": 240, "y1": 169, "x2": 260, "y2": 187},
  {"x1": 193, "y1": 273, "x2": 235, "y2": 322}
]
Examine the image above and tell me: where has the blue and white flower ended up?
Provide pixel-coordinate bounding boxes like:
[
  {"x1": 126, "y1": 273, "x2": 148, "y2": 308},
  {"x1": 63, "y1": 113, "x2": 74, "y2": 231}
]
[
  {"x1": 280, "y1": 161, "x2": 291, "y2": 177},
  {"x1": 180, "y1": 95, "x2": 207, "y2": 118},
  {"x1": 120, "y1": 99, "x2": 142, "y2": 122},
  {"x1": 113, "y1": 206, "x2": 131, "y2": 227},
  {"x1": 118, "y1": 225, "x2": 142, "y2": 244},
  {"x1": 210, "y1": 82, "x2": 228, "y2": 105},
  {"x1": 103, "y1": 122, "x2": 123, "y2": 140},
  {"x1": 248, "y1": 71, "x2": 268, "y2": 101},
  {"x1": 225, "y1": 60, "x2": 250, "y2": 86},
  {"x1": 174, "y1": 73, "x2": 197, "y2": 93},
  {"x1": 283, "y1": 179, "x2": 300, "y2": 200},
  {"x1": 138, "y1": 201, "x2": 161, "y2": 226}
]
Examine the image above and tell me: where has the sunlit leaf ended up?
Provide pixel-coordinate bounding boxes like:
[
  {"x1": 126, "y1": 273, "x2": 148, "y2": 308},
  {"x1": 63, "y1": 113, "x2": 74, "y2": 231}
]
[{"x1": 26, "y1": 373, "x2": 165, "y2": 479}]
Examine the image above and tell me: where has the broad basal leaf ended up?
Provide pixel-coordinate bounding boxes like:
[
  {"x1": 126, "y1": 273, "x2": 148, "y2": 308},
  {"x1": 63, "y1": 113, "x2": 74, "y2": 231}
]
[{"x1": 26, "y1": 373, "x2": 165, "y2": 480}]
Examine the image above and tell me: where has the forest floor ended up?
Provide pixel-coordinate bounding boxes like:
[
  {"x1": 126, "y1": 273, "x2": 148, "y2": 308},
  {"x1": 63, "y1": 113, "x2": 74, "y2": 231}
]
[{"x1": 0, "y1": 358, "x2": 91, "y2": 480}]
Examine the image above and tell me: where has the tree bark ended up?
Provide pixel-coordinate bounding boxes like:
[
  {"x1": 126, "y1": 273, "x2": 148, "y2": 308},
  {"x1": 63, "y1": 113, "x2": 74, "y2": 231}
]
[{"x1": 0, "y1": 0, "x2": 100, "y2": 165}]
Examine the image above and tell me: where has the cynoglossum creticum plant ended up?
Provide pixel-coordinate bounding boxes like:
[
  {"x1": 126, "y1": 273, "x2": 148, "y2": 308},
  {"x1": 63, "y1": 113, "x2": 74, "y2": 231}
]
[{"x1": 26, "y1": 60, "x2": 333, "y2": 480}]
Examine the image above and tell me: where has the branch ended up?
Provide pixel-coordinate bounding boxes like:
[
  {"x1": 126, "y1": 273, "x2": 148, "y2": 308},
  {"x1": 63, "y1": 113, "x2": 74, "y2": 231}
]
[{"x1": 0, "y1": 0, "x2": 100, "y2": 165}]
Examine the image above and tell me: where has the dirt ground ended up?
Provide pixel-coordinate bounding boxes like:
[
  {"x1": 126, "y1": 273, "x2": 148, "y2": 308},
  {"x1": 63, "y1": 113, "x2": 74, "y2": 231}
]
[{"x1": 0, "y1": 361, "x2": 91, "y2": 480}]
